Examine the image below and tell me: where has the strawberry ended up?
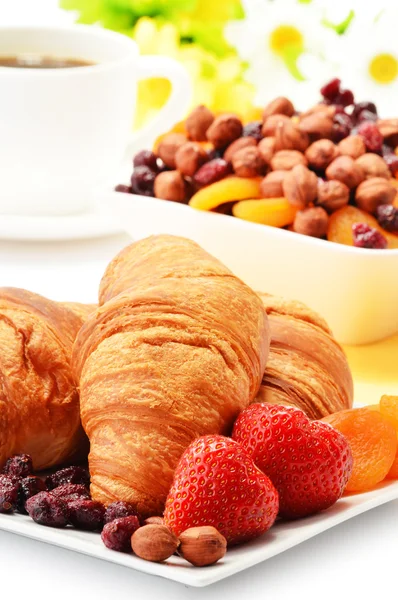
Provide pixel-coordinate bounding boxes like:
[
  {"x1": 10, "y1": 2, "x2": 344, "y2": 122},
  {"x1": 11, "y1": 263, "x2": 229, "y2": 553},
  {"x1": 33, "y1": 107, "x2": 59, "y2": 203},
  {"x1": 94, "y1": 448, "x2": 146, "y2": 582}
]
[
  {"x1": 163, "y1": 435, "x2": 279, "y2": 545},
  {"x1": 232, "y1": 404, "x2": 353, "y2": 519}
]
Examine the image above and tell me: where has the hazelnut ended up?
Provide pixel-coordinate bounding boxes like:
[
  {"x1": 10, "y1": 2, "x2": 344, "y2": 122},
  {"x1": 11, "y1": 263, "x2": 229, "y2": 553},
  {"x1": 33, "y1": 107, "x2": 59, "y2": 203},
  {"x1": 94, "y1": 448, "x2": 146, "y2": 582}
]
[
  {"x1": 305, "y1": 139, "x2": 339, "y2": 170},
  {"x1": 293, "y1": 206, "x2": 329, "y2": 238},
  {"x1": 157, "y1": 133, "x2": 187, "y2": 168},
  {"x1": 206, "y1": 113, "x2": 243, "y2": 148},
  {"x1": 300, "y1": 103, "x2": 336, "y2": 120},
  {"x1": 338, "y1": 135, "x2": 366, "y2": 159},
  {"x1": 298, "y1": 113, "x2": 334, "y2": 138},
  {"x1": 232, "y1": 146, "x2": 266, "y2": 177},
  {"x1": 325, "y1": 155, "x2": 365, "y2": 189},
  {"x1": 274, "y1": 120, "x2": 309, "y2": 152},
  {"x1": 377, "y1": 118, "x2": 398, "y2": 139},
  {"x1": 131, "y1": 525, "x2": 179, "y2": 563},
  {"x1": 262, "y1": 114, "x2": 290, "y2": 137},
  {"x1": 355, "y1": 177, "x2": 397, "y2": 214},
  {"x1": 154, "y1": 170, "x2": 187, "y2": 203},
  {"x1": 262, "y1": 96, "x2": 295, "y2": 121},
  {"x1": 224, "y1": 136, "x2": 257, "y2": 163},
  {"x1": 175, "y1": 142, "x2": 207, "y2": 177},
  {"x1": 355, "y1": 153, "x2": 390, "y2": 179},
  {"x1": 178, "y1": 526, "x2": 227, "y2": 567},
  {"x1": 270, "y1": 150, "x2": 307, "y2": 171},
  {"x1": 282, "y1": 164, "x2": 318, "y2": 208},
  {"x1": 258, "y1": 137, "x2": 276, "y2": 163},
  {"x1": 316, "y1": 179, "x2": 350, "y2": 213},
  {"x1": 144, "y1": 516, "x2": 165, "y2": 526},
  {"x1": 260, "y1": 170, "x2": 287, "y2": 198},
  {"x1": 185, "y1": 105, "x2": 214, "y2": 141}
]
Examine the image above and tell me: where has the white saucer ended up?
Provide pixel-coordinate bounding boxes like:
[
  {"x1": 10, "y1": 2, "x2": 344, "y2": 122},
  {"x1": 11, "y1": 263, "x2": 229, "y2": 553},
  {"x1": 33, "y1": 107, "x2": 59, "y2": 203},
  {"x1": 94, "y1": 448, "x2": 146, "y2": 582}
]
[{"x1": 0, "y1": 205, "x2": 123, "y2": 241}]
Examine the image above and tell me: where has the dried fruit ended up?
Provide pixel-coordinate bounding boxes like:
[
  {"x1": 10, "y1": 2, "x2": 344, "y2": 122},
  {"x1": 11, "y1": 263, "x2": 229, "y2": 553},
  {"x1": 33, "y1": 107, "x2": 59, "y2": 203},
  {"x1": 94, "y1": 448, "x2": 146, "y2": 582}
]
[
  {"x1": 305, "y1": 139, "x2": 339, "y2": 170},
  {"x1": 68, "y1": 498, "x2": 105, "y2": 531},
  {"x1": 327, "y1": 206, "x2": 398, "y2": 249},
  {"x1": 131, "y1": 524, "x2": 179, "y2": 562},
  {"x1": 352, "y1": 101, "x2": 377, "y2": 122},
  {"x1": 178, "y1": 526, "x2": 227, "y2": 567},
  {"x1": 114, "y1": 184, "x2": 132, "y2": 194},
  {"x1": 206, "y1": 114, "x2": 243, "y2": 149},
  {"x1": 51, "y1": 483, "x2": 90, "y2": 502},
  {"x1": 232, "y1": 146, "x2": 266, "y2": 177},
  {"x1": 378, "y1": 396, "x2": 398, "y2": 480},
  {"x1": 133, "y1": 150, "x2": 159, "y2": 172},
  {"x1": 101, "y1": 515, "x2": 141, "y2": 552},
  {"x1": 164, "y1": 435, "x2": 279, "y2": 545},
  {"x1": 104, "y1": 501, "x2": 141, "y2": 525},
  {"x1": 26, "y1": 491, "x2": 69, "y2": 527},
  {"x1": 17, "y1": 476, "x2": 47, "y2": 514},
  {"x1": 193, "y1": 158, "x2": 231, "y2": 187},
  {"x1": 232, "y1": 197, "x2": 296, "y2": 227},
  {"x1": 293, "y1": 206, "x2": 329, "y2": 238},
  {"x1": 355, "y1": 177, "x2": 396, "y2": 214},
  {"x1": 352, "y1": 223, "x2": 388, "y2": 249},
  {"x1": 242, "y1": 120, "x2": 263, "y2": 141},
  {"x1": 189, "y1": 176, "x2": 261, "y2": 211},
  {"x1": 154, "y1": 170, "x2": 187, "y2": 203},
  {"x1": 316, "y1": 179, "x2": 350, "y2": 213},
  {"x1": 0, "y1": 475, "x2": 18, "y2": 513},
  {"x1": 331, "y1": 112, "x2": 353, "y2": 142},
  {"x1": 325, "y1": 155, "x2": 364, "y2": 189},
  {"x1": 130, "y1": 166, "x2": 156, "y2": 196},
  {"x1": 376, "y1": 204, "x2": 398, "y2": 232},
  {"x1": 321, "y1": 78, "x2": 341, "y2": 102},
  {"x1": 357, "y1": 122, "x2": 383, "y2": 152},
  {"x1": 45, "y1": 466, "x2": 90, "y2": 491},
  {"x1": 185, "y1": 105, "x2": 214, "y2": 141},
  {"x1": 322, "y1": 408, "x2": 397, "y2": 492},
  {"x1": 282, "y1": 164, "x2": 318, "y2": 208},
  {"x1": 233, "y1": 404, "x2": 353, "y2": 519},
  {"x1": 175, "y1": 142, "x2": 207, "y2": 177},
  {"x1": 2, "y1": 454, "x2": 33, "y2": 479}
]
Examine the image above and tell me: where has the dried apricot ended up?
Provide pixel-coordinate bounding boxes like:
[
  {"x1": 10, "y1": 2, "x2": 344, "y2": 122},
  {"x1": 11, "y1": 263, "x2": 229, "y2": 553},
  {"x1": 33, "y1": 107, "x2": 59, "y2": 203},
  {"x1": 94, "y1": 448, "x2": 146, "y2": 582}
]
[
  {"x1": 322, "y1": 408, "x2": 397, "y2": 493},
  {"x1": 232, "y1": 198, "x2": 297, "y2": 227},
  {"x1": 379, "y1": 396, "x2": 398, "y2": 480},
  {"x1": 327, "y1": 205, "x2": 398, "y2": 249},
  {"x1": 189, "y1": 176, "x2": 262, "y2": 211}
]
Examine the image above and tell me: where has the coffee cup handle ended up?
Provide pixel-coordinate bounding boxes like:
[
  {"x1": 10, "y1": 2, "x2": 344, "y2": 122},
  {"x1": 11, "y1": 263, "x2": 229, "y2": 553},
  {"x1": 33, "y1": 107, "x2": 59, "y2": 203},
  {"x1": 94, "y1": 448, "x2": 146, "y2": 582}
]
[{"x1": 125, "y1": 55, "x2": 192, "y2": 158}]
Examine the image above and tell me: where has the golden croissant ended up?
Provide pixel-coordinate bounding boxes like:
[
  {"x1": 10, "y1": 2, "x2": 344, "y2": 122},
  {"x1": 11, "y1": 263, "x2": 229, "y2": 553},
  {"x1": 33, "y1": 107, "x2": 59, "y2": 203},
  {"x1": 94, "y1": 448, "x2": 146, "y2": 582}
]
[
  {"x1": 256, "y1": 293, "x2": 353, "y2": 419},
  {"x1": 0, "y1": 288, "x2": 93, "y2": 470},
  {"x1": 73, "y1": 235, "x2": 269, "y2": 516}
]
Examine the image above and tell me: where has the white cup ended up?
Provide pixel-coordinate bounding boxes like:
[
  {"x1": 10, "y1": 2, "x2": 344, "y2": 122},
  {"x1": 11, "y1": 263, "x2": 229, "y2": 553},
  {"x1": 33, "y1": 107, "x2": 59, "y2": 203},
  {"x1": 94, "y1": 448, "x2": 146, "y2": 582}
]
[{"x1": 0, "y1": 25, "x2": 192, "y2": 216}]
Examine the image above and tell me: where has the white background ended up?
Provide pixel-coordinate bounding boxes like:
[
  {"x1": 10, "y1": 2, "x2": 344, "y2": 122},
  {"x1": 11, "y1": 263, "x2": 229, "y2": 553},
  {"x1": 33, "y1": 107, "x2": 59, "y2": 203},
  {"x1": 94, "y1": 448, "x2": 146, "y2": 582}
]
[{"x1": 0, "y1": 2, "x2": 397, "y2": 598}]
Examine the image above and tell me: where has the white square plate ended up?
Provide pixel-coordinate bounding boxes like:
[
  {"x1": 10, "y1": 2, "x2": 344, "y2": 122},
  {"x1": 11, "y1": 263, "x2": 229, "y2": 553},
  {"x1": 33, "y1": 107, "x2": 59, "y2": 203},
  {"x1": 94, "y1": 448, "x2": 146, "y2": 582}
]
[{"x1": 1, "y1": 480, "x2": 397, "y2": 587}]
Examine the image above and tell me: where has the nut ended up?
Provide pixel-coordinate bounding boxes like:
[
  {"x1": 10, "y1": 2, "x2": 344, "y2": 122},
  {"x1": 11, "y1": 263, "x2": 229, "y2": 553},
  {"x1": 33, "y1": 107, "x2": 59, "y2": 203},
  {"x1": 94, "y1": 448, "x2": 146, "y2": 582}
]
[
  {"x1": 325, "y1": 155, "x2": 365, "y2": 189},
  {"x1": 185, "y1": 105, "x2": 214, "y2": 141},
  {"x1": 262, "y1": 96, "x2": 295, "y2": 121},
  {"x1": 337, "y1": 135, "x2": 366, "y2": 159},
  {"x1": 377, "y1": 118, "x2": 398, "y2": 139},
  {"x1": 224, "y1": 137, "x2": 257, "y2": 163},
  {"x1": 305, "y1": 139, "x2": 339, "y2": 170},
  {"x1": 206, "y1": 114, "x2": 243, "y2": 148},
  {"x1": 274, "y1": 120, "x2": 309, "y2": 152},
  {"x1": 262, "y1": 114, "x2": 290, "y2": 137},
  {"x1": 300, "y1": 103, "x2": 336, "y2": 120},
  {"x1": 154, "y1": 171, "x2": 187, "y2": 203},
  {"x1": 232, "y1": 146, "x2": 266, "y2": 177},
  {"x1": 260, "y1": 170, "x2": 287, "y2": 198},
  {"x1": 144, "y1": 516, "x2": 165, "y2": 526},
  {"x1": 175, "y1": 142, "x2": 208, "y2": 177},
  {"x1": 282, "y1": 164, "x2": 318, "y2": 208},
  {"x1": 355, "y1": 153, "x2": 390, "y2": 179},
  {"x1": 131, "y1": 524, "x2": 179, "y2": 562},
  {"x1": 355, "y1": 177, "x2": 397, "y2": 214},
  {"x1": 157, "y1": 133, "x2": 188, "y2": 169},
  {"x1": 258, "y1": 137, "x2": 276, "y2": 163},
  {"x1": 178, "y1": 526, "x2": 227, "y2": 567},
  {"x1": 293, "y1": 206, "x2": 329, "y2": 238},
  {"x1": 298, "y1": 113, "x2": 334, "y2": 138},
  {"x1": 316, "y1": 179, "x2": 350, "y2": 213},
  {"x1": 270, "y1": 149, "x2": 307, "y2": 171}
]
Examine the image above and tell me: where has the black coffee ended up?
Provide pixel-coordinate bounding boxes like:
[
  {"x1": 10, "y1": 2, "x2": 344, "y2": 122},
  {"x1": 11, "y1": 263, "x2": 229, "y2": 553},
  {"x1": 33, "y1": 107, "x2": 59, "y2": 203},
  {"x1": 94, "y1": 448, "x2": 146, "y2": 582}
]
[{"x1": 0, "y1": 55, "x2": 94, "y2": 69}]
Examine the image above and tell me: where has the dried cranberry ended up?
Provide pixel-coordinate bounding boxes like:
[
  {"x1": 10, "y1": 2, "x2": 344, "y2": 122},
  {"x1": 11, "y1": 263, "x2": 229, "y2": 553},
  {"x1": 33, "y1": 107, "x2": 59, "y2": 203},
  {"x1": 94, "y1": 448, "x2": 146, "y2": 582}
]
[
  {"x1": 17, "y1": 476, "x2": 47, "y2": 514},
  {"x1": 357, "y1": 122, "x2": 383, "y2": 152},
  {"x1": 320, "y1": 78, "x2": 341, "y2": 102},
  {"x1": 68, "y1": 498, "x2": 105, "y2": 531},
  {"x1": 104, "y1": 501, "x2": 141, "y2": 525},
  {"x1": 101, "y1": 516, "x2": 140, "y2": 552},
  {"x1": 45, "y1": 466, "x2": 90, "y2": 491},
  {"x1": 352, "y1": 101, "x2": 377, "y2": 122},
  {"x1": 114, "y1": 184, "x2": 132, "y2": 194},
  {"x1": 193, "y1": 158, "x2": 231, "y2": 187},
  {"x1": 383, "y1": 153, "x2": 398, "y2": 177},
  {"x1": 130, "y1": 166, "x2": 156, "y2": 196},
  {"x1": 133, "y1": 150, "x2": 159, "y2": 172},
  {"x1": 332, "y1": 112, "x2": 352, "y2": 142},
  {"x1": 51, "y1": 484, "x2": 90, "y2": 502},
  {"x1": 0, "y1": 475, "x2": 18, "y2": 513},
  {"x1": 376, "y1": 204, "x2": 398, "y2": 232},
  {"x1": 335, "y1": 89, "x2": 354, "y2": 107},
  {"x1": 2, "y1": 454, "x2": 33, "y2": 479},
  {"x1": 242, "y1": 121, "x2": 263, "y2": 141},
  {"x1": 352, "y1": 223, "x2": 388, "y2": 249},
  {"x1": 357, "y1": 110, "x2": 378, "y2": 124},
  {"x1": 26, "y1": 491, "x2": 69, "y2": 527}
]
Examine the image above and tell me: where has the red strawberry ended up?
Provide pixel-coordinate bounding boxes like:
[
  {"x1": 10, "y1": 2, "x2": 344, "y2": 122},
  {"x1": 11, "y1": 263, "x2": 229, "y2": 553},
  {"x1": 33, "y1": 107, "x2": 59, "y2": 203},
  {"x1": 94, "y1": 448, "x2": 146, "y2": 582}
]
[
  {"x1": 232, "y1": 404, "x2": 353, "y2": 519},
  {"x1": 163, "y1": 435, "x2": 279, "y2": 545}
]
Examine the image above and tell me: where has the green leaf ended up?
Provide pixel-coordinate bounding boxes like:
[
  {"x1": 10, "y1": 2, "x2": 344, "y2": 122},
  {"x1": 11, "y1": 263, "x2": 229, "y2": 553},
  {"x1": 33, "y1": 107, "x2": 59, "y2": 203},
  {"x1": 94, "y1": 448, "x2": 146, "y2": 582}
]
[
  {"x1": 282, "y1": 45, "x2": 305, "y2": 81},
  {"x1": 322, "y1": 9, "x2": 355, "y2": 35}
]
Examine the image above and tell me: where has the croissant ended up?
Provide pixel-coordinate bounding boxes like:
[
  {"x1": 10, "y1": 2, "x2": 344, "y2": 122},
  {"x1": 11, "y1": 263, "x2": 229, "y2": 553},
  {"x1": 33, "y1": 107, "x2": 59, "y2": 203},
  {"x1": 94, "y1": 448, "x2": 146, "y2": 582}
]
[
  {"x1": 72, "y1": 235, "x2": 269, "y2": 516},
  {"x1": 0, "y1": 288, "x2": 92, "y2": 471},
  {"x1": 255, "y1": 293, "x2": 353, "y2": 419}
]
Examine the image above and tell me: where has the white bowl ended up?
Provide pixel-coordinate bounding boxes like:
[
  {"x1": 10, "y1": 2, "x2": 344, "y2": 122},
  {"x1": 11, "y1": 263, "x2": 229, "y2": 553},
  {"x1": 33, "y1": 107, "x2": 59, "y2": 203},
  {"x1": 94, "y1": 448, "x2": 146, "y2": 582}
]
[{"x1": 102, "y1": 192, "x2": 398, "y2": 345}]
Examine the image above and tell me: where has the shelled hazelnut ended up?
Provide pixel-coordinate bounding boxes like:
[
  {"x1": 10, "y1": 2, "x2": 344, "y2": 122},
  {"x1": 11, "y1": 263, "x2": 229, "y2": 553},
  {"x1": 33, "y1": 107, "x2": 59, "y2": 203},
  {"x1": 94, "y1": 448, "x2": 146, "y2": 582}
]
[
  {"x1": 131, "y1": 525, "x2": 179, "y2": 563},
  {"x1": 316, "y1": 180, "x2": 350, "y2": 213},
  {"x1": 262, "y1": 96, "x2": 295, "y2": 120},
  {"x1": 262, "y1": 114, "x2": 290, "y2": 137},
  {"x1": 175, "y1": 142, "x2": 208, "y2": 177},
  {"x1": 298, "y1": 113, "x2": 334, "y2": 138},
  {"x1": 185, "y1": 105, "x2": 214, "y2": 141},
  {"x1": 258, "y1": 137, "x2": 276, "y2": 163},
  {"x1": 274, "y1": 120, "x2": 309, "y2": 152},
  {"x1": 232, "y1": 146, "x2": 266, "y2": 177},
  {"x1": 305, "y1": 139, "x2": 339, "y2": 170},
  {"x1": 325, "y1": 156, "x2": 365, "y2": 189},
  {"x1": 338, "y1": 135, "x2": 366, "y2": 159},
  {"x1": 224, "y1": 137, "x2": 257, "y2": 163},
  {"x1": 260, "y1": 170, "x2": 287, "y2": 198},
  {"x1": 355, "y1": 153, "x2": 391, "y2": 179},
  {"x1": 157, "y1": 133, "x2": 187, "y2": 169},
  {"x1": 271, "y1": 149, "x2": 307, "y2": 171},
  {"x1": 178, "y1": 526, "x2": 227, "y2": 567},
  {"x1": 283, "y1": 164, "x2": 318, "y2": 208},
  {"x1": 293, "y1": 206, "x2": 329, "y2": 238},
  {"x1": 206, "y1": 114, "x2": 243, "y2": 148},
  {"x1": 355, "y1": 177, "x2": 396, "y2": 214},
  {"x1": 154, "y1": 171, "x2": 187, "y2": 203}
]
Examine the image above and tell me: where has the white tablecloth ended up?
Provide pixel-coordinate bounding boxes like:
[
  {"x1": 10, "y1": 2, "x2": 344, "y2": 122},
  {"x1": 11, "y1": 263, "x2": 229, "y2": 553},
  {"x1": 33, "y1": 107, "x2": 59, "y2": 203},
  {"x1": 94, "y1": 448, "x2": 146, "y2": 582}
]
[{"x1": 0, "y1": 233, "x2": 396, "y2": 600}]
